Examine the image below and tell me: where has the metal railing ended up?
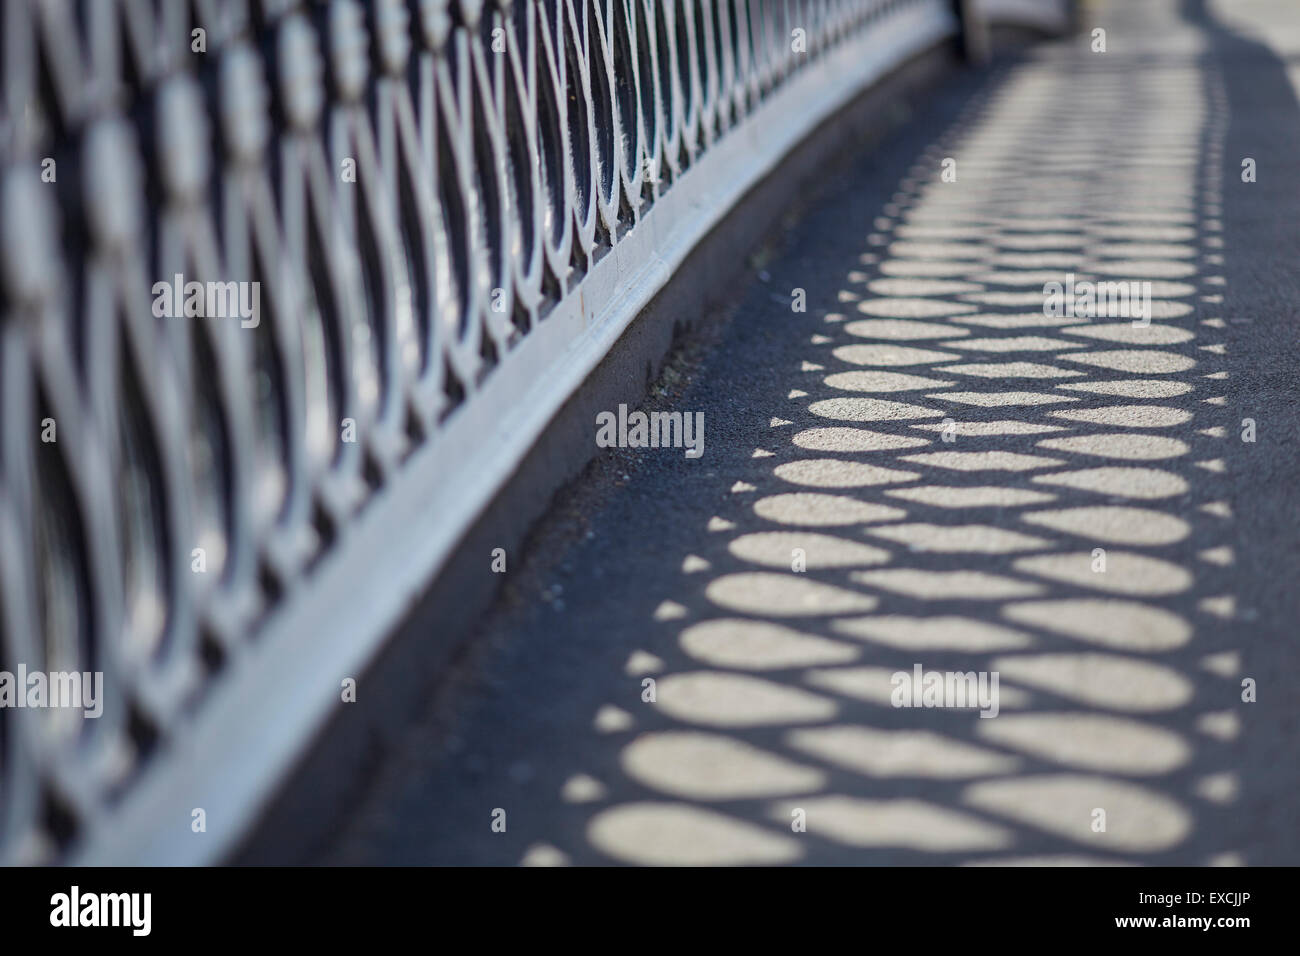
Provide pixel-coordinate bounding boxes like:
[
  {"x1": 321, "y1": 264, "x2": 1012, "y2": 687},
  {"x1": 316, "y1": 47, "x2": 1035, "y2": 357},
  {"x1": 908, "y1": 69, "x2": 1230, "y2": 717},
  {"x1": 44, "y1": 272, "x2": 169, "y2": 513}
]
[{"x1": 0, "y1": 0, "x2": 1068, "y2": 864}]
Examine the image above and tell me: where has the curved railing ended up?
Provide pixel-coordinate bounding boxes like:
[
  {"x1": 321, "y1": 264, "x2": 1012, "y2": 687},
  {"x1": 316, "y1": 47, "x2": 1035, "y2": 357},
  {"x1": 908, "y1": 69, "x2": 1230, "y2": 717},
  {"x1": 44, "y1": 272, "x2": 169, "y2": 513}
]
[{"x1": 0, "y1": 0, "x2": 1069, "y2": 864}]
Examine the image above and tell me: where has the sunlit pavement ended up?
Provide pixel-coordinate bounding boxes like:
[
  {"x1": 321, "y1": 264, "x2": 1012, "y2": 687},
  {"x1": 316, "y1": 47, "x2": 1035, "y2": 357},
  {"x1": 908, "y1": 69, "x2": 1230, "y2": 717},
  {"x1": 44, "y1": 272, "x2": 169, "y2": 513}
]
[{"x1": 321, "y1": 0, "x2": 1300, "y2": 866}]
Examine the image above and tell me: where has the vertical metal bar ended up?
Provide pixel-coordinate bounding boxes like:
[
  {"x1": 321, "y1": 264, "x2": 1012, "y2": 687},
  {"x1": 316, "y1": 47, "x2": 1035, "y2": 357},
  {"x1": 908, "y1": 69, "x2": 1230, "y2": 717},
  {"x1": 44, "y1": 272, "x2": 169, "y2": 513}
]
[{"x1": 955, "y1": 0, "x2": 992, "y2": 65}]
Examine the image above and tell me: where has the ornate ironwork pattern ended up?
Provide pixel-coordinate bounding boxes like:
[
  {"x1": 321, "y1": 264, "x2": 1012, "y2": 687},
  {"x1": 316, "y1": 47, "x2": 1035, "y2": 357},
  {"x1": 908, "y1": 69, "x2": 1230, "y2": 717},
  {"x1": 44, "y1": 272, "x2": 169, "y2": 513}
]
[{"x1": 0, "y1": 0, "x2": 1065, "y2": 863}]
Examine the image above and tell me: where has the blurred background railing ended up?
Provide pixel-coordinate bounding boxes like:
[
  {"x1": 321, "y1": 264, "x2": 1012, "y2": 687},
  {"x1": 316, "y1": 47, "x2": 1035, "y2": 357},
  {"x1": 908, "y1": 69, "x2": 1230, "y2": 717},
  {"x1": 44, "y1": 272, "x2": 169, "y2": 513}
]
[{"x1": 0, "y1": 0, "x2": 1069, "y2": 864}]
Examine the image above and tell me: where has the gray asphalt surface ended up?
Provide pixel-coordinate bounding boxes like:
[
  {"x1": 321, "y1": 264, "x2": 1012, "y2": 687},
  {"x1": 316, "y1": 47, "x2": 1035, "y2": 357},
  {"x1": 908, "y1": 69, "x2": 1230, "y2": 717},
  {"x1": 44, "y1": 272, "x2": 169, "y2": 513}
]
[{"x1": 321, "y1": 0, "x2": 1300, "y2": 865}]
